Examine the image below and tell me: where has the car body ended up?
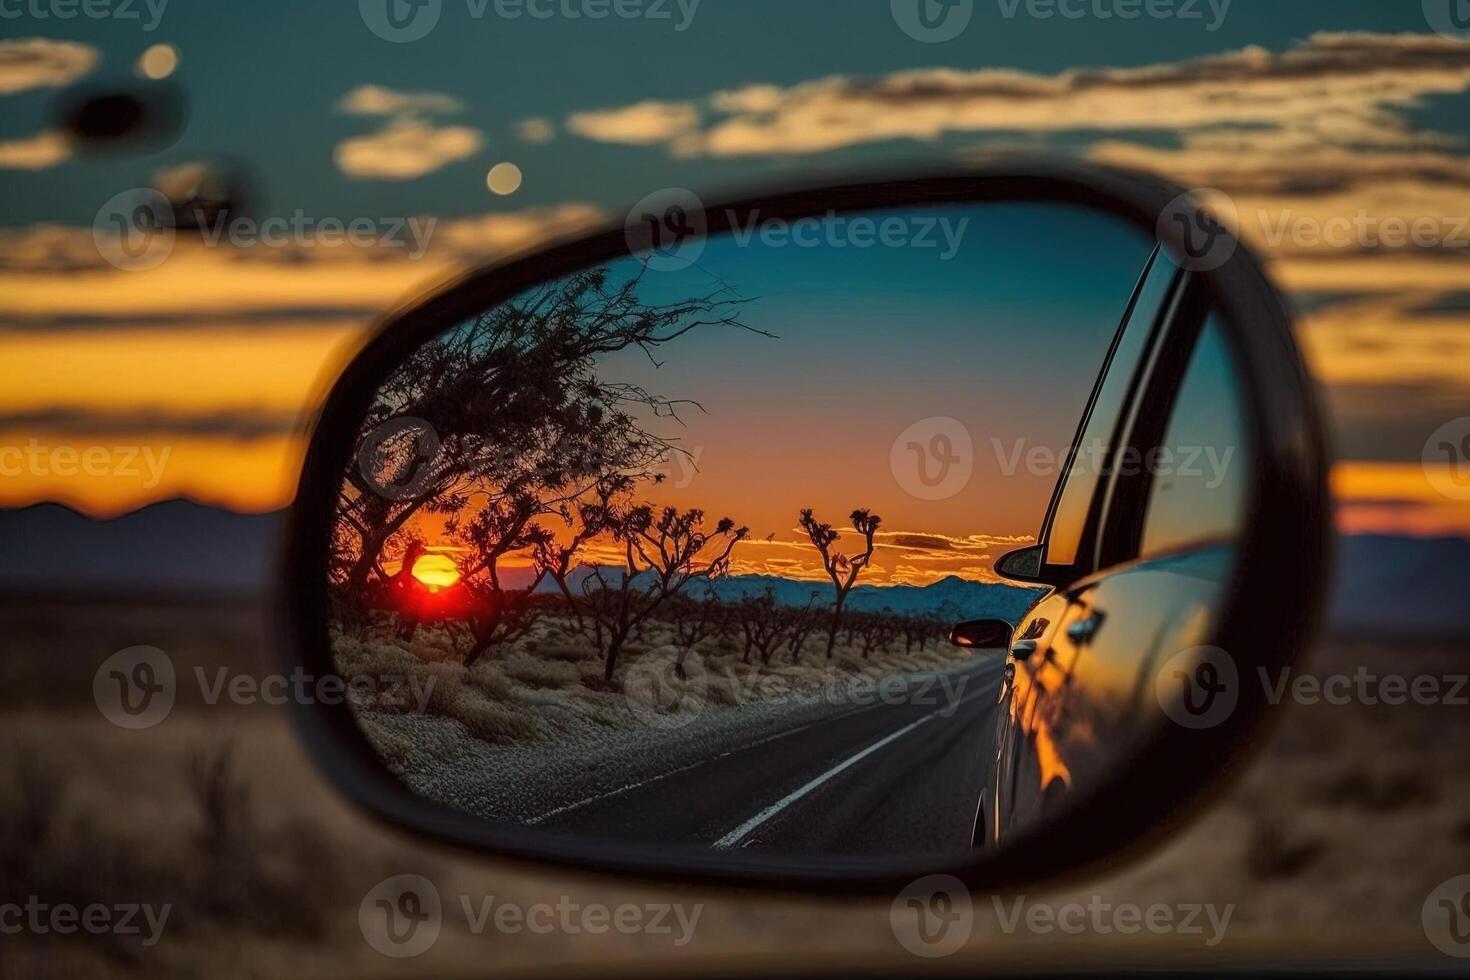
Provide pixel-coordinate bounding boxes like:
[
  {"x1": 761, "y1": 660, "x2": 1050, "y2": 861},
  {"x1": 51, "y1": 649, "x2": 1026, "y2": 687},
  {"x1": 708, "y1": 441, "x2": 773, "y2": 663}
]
[{"x1": 981, "y1": 245, "x2": 1249, "y2": 847}]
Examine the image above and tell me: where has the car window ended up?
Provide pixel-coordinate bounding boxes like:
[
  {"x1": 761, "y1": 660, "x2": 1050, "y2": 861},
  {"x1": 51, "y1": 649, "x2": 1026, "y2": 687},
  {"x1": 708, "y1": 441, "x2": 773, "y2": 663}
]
[
  {"x1": 1044, "y1": 249, "x2": 1181, "y2": 567},
  {"x1": 1138, "y1": 315, "x2": 1248, "y2": 557}
]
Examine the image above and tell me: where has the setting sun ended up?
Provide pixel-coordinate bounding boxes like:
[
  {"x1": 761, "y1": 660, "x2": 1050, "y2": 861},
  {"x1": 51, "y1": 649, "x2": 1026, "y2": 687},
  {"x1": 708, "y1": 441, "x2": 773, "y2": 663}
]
[{"x1": 411, "y1": 553, "x2": 462, "y2": 590}]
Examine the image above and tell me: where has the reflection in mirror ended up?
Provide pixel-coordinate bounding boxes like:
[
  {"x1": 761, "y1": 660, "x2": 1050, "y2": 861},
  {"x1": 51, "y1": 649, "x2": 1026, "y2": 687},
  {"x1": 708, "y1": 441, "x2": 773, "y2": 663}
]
[{"x1": 329, "y1": 203, "x2": 1250, "y2": 861}]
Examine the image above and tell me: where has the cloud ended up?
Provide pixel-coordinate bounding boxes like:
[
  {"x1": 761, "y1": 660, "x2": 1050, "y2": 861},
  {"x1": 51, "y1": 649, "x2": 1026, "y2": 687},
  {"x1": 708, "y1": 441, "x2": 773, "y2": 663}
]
[
  {"x1": 0, "y1": 38, "x2": 97, "y2": 94},
  {"x1": 336, "y1": 84, "x2": 463, "y2": 116},
  {"x1": 334, "y1": 118, "x2": 483, "y2": 180},
  {"x1": 0, "y1": 205, "x2": 606, "y2": 323},
  {"x1": 0, "y1": 406, "x2": 301, "y2": 440},
  {"x1": 568, "y1": 33, "x2": 1470, "y2": 157},
  {"x1": 566, "y1": 100, "x2": 699, "y2": 145},
  {"x1": 0, "y1": 130, "x2": 69, "y2": 170},
  {"x1": 515, "y1": 117, "x2": 556, "y2": 144},
  {"x1": 434, "y1": 203, "x2": 607, "y2": 259}
]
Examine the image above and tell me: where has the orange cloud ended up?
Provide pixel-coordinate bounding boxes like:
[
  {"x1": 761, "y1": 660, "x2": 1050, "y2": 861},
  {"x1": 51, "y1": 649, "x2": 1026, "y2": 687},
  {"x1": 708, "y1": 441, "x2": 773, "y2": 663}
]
[
  {"x1": 334, "y1": 118, "x2": 484, "y2": 180},
  {"x1": 0, "y1": 38, "x2": 96, "y2": 94}
]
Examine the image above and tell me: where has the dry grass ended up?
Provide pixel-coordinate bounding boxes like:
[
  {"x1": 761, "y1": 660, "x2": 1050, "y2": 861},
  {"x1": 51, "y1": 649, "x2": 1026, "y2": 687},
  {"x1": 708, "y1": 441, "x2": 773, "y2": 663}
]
[{"x1": 332, "y1": 613, "x2": 971, "y2": 748}]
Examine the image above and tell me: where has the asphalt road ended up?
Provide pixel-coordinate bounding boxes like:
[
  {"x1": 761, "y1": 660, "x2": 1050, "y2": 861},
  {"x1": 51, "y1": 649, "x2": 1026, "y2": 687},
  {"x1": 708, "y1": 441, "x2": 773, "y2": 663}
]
[{"x1": 527, "y1": 656, "x2": 1006, "y2": 856}]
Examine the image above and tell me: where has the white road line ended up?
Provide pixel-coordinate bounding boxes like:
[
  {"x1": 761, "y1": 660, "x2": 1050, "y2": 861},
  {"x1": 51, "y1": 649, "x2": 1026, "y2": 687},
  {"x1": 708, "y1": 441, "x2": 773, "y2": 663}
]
[
  {"x1": 525, "y1": 661, "x2": 1000, "y2": 827},
  {"x1": 524, "y1": 711, "x2": 852, "y2": 825},
  {"x1": 711, "y1": 687, "x2": 990, "y2": 849}
]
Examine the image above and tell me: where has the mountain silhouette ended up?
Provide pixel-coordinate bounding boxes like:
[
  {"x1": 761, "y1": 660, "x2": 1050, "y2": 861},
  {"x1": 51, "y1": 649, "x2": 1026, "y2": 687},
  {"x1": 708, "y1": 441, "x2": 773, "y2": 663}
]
[{"x1": 0, "y1": 501, "x2": 1466, "y2": 638}]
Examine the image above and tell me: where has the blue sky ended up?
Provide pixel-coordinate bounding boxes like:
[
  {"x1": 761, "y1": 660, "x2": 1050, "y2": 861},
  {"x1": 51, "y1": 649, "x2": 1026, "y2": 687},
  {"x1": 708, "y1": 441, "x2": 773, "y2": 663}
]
[{"x1": 0, "y1": 1, "x2": 1467, "y2": 537}]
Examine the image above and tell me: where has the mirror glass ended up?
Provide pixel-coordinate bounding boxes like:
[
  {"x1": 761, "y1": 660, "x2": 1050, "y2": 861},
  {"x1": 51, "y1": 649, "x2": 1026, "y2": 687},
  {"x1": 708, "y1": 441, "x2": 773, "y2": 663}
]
[{"x1": 327, "y1": 202, "x2": 1251, "y2": 861}]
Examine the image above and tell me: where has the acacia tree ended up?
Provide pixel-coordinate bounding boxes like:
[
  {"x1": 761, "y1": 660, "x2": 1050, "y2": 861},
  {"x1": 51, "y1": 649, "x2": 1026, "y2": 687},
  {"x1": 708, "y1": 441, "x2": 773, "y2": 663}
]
[
  {"x1": 449, "y1": 492, "x2": 556, "y2": 667},
  {"x1": 334, "y1": 265, "x2": 758, "y2": 600},
  {"x1": 580, "y1": 505, "x2": 748, "y2": 684},
  {"x1": 783, "y1": 591, "x2": 825, "y2": 665},
  {"x1": 798, "y1": 508, "x2": 882, "y2": 659},
  {"x1": 857, "y1": 610, "x2": 902, "y2": 659},
  {"x1": 663, "y1": 588, "x2": 724, "y2": 679},
  {"x1": 902, "y1": 613, "x2": 943, "y2": 655},
  {"x1": 736, "y1": 589, "x2": 787, "y2": 666}
]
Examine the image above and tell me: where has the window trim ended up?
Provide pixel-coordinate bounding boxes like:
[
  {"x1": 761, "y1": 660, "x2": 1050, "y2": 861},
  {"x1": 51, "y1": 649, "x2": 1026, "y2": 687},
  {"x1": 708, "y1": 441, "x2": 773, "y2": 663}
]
[{"x1": 1030, "y1": 246, "x2": 1183, "y2": 586}]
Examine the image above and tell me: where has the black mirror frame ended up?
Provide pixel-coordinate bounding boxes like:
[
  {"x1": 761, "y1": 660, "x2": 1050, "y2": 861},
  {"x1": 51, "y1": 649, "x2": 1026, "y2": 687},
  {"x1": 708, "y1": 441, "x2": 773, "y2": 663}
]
[{"x1": 277, "y1": 160, "x2": 1332, "y2": 895}]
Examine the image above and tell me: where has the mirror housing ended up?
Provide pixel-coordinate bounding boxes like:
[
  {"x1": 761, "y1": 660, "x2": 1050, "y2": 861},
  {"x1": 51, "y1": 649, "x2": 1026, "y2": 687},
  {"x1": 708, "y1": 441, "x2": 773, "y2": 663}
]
[
  {"x1": 280, "y1": 161, "x2": 1332, "y2": 895},
  {"x1": 948, "y1": 619, "x2": 1014, "y2": 649},
  {"x1": 994, "y1": 544, "x2": 1045, "y2": 584}
]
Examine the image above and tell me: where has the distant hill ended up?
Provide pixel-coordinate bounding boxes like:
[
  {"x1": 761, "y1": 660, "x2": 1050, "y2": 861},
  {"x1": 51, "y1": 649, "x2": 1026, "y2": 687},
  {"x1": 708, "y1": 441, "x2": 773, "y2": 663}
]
[
  {"x1": 0, "y1": 500, "x2": 282, "y2": 600},
  {"x1": 1328, "y1": 534, "x2": 1470, "y2": 641},
  {"x1": 528, "y1": 567, "x2": 1044, "y2": 623},
  {"x1": 0, "y1": 501, "x2": 1466, "y2": 638}
]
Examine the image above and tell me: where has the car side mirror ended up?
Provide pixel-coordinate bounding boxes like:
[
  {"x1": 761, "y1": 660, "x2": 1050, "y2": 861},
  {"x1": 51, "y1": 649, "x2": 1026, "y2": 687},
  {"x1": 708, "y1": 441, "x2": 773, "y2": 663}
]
[
  {"x1": 994, "y1": 544, "x2": 1045, "y2": 584},
  {"x1": 948, "y1": 619, "x2": 1014, "y2": 649},
  {"x1": 281, "y1": 161, "x2": 1330, "y2": 895}
]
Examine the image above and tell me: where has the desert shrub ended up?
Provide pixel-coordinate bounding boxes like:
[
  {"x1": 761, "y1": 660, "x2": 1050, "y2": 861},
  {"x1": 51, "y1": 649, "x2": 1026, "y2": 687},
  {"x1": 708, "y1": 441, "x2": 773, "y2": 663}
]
[
  {"x1": 705, "y1": 671, "x2": 745, "y2": 706},
  {"x1": 446, "y1": 690, "x2": 541, "y2": 742},
  {"x1": 1246, "y1": 815, "x2": 1324, "y2": 881},
  {"x1": 502, "y1": 656, "x2": 582, "y2": 690},
  {"x1": 1314, "y1": 766, "x2": 1437, "y2": 813},
  {"x1": 540, "y1": 642, "x2": 595, "y2": 663},
  {"x1": 465, "y1": 663, "x2": 516, "y2": 701}
]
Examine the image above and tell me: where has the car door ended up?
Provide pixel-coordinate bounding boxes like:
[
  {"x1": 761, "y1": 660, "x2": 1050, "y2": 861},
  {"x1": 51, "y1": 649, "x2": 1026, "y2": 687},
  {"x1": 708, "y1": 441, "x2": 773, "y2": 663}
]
[{"x1": 987, "y1": 246, "x2": 1248, "y2": 846}]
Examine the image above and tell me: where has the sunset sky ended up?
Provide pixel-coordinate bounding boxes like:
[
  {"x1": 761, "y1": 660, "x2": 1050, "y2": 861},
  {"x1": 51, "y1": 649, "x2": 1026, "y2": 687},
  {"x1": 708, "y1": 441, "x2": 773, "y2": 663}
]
[{"x1": 1, "y1": 2, "x2": 1467, "y2": 542}]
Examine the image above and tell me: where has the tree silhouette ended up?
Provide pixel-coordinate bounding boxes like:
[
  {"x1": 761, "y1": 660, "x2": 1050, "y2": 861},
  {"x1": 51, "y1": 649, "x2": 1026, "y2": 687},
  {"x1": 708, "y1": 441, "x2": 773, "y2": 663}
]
[
  {"x1": 664, "y1": 588, "x2": 724, "y2": 679},
  {"x1": 335, "y1": 266, "x2": 758, "y2": 601},
  {"x1": 856, "y1": 610, "x2": 902, "y2": 659},
  {"x1": 736, "y1": 589, "x2": 787, "y2": 666},
  {"x1": 798, "y1": 508, "x2": 882, "y2": 658},
  {"x1": 580, "y1": 504, "x2": 748, "y2": 684},
  {"x1": 449, "y1": 492, "x2": 554, "y2": 666},
  {"x1": 783, "y1": 591, "x2": 824, "y2": 665}
]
